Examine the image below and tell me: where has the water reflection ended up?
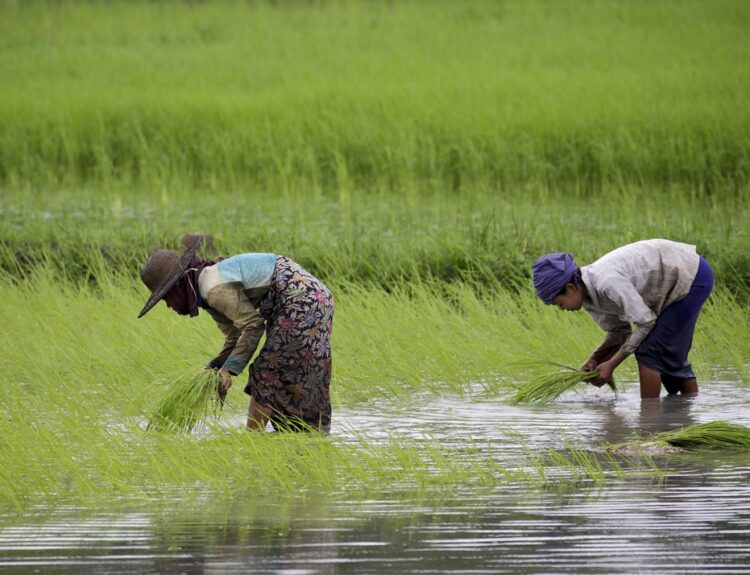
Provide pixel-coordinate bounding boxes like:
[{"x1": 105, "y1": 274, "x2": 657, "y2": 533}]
[
  {"x1": 638, "y1": 395, "x2": 700, "y2": 436},
  {"x1": 3, "y1": 476, "x2": 750, "y2": 575}
]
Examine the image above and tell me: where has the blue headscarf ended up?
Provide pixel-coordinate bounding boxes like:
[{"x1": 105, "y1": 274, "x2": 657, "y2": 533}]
[{"x1": 532, "y1": 253, "x2": 579, "y2": 304}]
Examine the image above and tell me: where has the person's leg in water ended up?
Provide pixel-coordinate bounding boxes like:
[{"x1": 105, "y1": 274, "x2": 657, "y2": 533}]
[
  {"x1": 639, "y1": 366, "x2": 699, "y2": 398},
  {"x1": 638, "y1": 363, "x2": 662, "y2": 399},
  {"x1": 661, "y1": 374, "x2": 699, "y2": 395},
  {"x1": 638, "y1": 365, "x2": 699, "y2": 398},
  {"x1": 681, "y1": 378, "x2": 699, "y2": 394}
]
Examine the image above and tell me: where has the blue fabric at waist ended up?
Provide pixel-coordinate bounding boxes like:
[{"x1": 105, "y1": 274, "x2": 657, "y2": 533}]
[{"x1": 691, "y1": 255, "x2": 714, "y2": 290}]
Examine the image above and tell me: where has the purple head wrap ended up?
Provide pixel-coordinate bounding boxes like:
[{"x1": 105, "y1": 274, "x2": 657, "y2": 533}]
[{"x1": 532, "y1": 253, "x2": 579, "y2": 304}]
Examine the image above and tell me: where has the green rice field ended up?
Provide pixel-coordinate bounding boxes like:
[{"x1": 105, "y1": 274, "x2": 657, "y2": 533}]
[
  {"x1": 2, "y1": 0, "x2": 750, "y2": 572},
  {"x1": 1, "y1": 0, "x2": 749, "y2": 193}
]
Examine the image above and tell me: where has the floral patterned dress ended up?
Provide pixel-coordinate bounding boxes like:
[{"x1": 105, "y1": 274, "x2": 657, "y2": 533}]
[{"x1": 244, "y1": 256, "x2": 333, "y2": 431}]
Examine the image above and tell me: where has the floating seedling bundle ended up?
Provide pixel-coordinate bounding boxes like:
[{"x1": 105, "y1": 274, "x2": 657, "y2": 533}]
[
  {"x1": 147, "y1": 370, "x2": 223, "y2": 433},
  {"x1": 647, "y1": 421, "x2": 750, "y2": 450},
  {"x1": 509, "y1": 362, "x2": 616, "y2": 405}
]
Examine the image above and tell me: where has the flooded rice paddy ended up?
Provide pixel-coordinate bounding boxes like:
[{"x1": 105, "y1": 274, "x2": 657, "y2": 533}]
[
  {"x1": 3, "y1": 379, "x2": 750, "y2": 573},
  {"x1": 0, "y1": 382, "x2": 750, "y2": 575},
  {"x1": 3, "y1": 1, "x2": 750, "y2": 571}
]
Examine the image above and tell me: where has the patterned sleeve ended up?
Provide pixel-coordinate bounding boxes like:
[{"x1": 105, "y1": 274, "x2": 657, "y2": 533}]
[{"x1": 204, "y1": 284, "x2": 266, "y2": 376}]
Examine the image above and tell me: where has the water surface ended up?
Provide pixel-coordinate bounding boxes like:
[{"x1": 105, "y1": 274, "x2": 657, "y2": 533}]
[{"x1": 3, "y1": 381, "x2": 750, "y2": 574}]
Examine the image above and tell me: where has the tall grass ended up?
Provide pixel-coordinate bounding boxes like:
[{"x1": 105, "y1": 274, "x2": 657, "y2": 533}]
[
  {"x1": 0, "y1": 267, "x2": 661, "y2": 511},
  {"x1": 2, "y1": 187, "x2": 749, "y2": 296},
  {"x1": 0, "y1": 0, "x2": 748, "y2": 191},
  {"x1": 2, "y1": 266, "x2": 747, "y2": 408},
  {"x1": 0, "y1": 262, "x2": 735, "y2": 512}
]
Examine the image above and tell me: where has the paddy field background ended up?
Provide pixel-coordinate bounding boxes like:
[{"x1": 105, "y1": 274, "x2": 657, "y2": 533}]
[{"x1": 2, "y1": 1, "x2": 750, "y2": 572}]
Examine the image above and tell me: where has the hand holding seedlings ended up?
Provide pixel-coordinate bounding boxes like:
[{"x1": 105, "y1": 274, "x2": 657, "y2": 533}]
[
  {"x1": 509, "y1": 362, "x2": 615, "y2": 405},
  {"x1": 218, "y1": 368, "x2": 233, "y2": 396},
  {"x1": 579, "y1": 358, "x2": 598, "y2": 372},
  {"x1": 590, "y1": 360, "x2": 616, "y2": 387},
  {"x1": 147, "y1": 370, "x2": 223, "y2": 432}
]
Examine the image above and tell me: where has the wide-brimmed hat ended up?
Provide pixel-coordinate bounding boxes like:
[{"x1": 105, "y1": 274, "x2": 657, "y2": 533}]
[{"x1": 138, "y1": 237, "x2": 202, "y2": 318}]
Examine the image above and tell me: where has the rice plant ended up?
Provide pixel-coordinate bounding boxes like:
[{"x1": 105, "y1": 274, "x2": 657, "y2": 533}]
[
  {"x1": 147, "y1": 370, "x2": 223, "y2": 433},
  {"x1": 3, "y1": 184, "x2": 748, "y2": 299},
  {"x1": 509, "y1": 362, "x2": 616, "y2": 405},
  {"x1": 648, "y1": 421, "x2": 750, "y2": 450},
  {"x1": 0, "y1": 267, "x2": 726, "y2": 514},
  {"x1": 0, "y1": 0, "x2": 748, "y2": 191}
]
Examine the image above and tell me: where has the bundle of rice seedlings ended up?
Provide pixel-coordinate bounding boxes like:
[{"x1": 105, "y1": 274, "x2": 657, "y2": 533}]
[
  {"x1": 647, "y1": 421, "x2": 750, "y2": 450},
  {"x1": 509, "y1": 361, "x2": 616, "y2": 405},
  {"x1": 147, "y1": 369, "x2": 223, "y2": 433}
]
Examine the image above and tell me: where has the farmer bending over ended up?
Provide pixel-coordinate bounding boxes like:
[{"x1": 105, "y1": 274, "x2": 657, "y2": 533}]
[
  {"x1": 531, "y1": 239, "x2": 713, "y2": 399},
  {"x1": 138, "y1": 235, "x2": 333, "y2": 432}
]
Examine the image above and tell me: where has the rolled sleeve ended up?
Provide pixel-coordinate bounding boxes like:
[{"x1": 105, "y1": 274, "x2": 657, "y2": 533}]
[
  {"x1": 205, "y1": 284, "x2": 266, "y2": 376},
  {"x1": 601, "y1": 282, "x2": 657, "y2": 355},
  {"x1": 588, "y1": 310, "x2": 632, "y2": 356},
  {"x1": 205, "y1": 309, "x2": 241, "y2": 367},
  {"x1": 621, "y1": 319, "x2": 657, "y2": 355}
]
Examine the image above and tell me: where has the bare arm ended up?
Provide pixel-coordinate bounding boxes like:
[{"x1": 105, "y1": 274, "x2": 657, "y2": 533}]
[
  {"x1": 580, "y1": 341, "x2": 622, "y2": 371},
  {"x1": 593, "y1": 349, "x2": 629, "y2": 386}
]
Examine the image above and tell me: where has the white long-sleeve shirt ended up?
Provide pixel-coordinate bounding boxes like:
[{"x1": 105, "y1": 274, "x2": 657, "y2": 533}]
[{"x1": 581, "y1": 239, "x2": 700, "y2": 355}]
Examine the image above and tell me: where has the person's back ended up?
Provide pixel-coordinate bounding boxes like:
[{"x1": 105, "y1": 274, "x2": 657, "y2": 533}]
[{"x1": 583, "y1": 239, "x2": 698, "y2": 316}]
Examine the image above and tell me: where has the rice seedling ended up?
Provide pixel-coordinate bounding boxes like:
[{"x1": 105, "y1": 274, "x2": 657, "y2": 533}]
[
  {"x1": 0, "y1": 268, "x2": 678, "y2": 513},
  {"x1": 647, "y1": 421, "x2": 750, "y2": 450},
  {"x1": 2, "y1": 263, "x2": 744, "y2": 417},
  {"x1": 146, "y1": 369, "x2": 223, "y2": 433},
  {"x1": 509, "y1": 362, "x2": 616, "y2": 405},
  {"x1": 518, "y1": 441, "x2": 664, "y2": 492}
]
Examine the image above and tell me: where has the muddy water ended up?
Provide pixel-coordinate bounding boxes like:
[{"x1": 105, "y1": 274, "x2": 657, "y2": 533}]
[{"x1": 3, "y1": 381, "x2": 750, "y2": 574}]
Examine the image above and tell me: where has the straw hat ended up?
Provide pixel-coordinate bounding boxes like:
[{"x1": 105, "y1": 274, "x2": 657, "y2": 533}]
[{"x1": 138, "y1": 237, "x2": 202, "y2": 318}]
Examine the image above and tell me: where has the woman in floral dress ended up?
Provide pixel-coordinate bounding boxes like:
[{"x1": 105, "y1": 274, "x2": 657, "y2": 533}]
[{"x1": 138, "y1": 236, "x2": 333, "y2": 432}]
